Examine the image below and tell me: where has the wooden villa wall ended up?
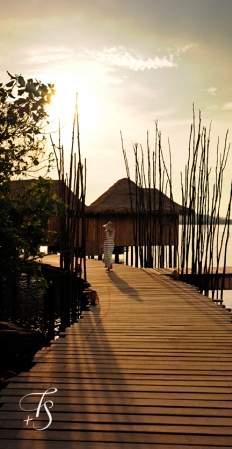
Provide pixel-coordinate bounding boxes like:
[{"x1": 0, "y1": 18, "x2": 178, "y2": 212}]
[
  {"x1": 48, "y1": 216, "x2": 60, "y2": 237},
  {"x1": 85, "y1": 214, "x2": 179, "y2": 256},
  {"x1": 46, "y1": 214, "x2": 179, "y2": 256},
  {"x1": 46, "y1": 216, "x2": 79, "y2": 250}
]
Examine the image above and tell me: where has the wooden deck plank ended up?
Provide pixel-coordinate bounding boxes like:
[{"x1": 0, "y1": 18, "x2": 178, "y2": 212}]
[
  {"x1": 2, "y1": 391, "x2": 232, "y2": 403},
  {"x1": 1, "y1": 258, "x2": 232, "y2": 448},
  {"x1": 0, "y1": 443, "x2": 229, "y2": 449},
  {"x1": 1, "y1": 429, "x2": 232, "y2": 445},
  {"x1": 2, "y1": 398, "x2": 232, "y2": 410},
  {"x1": 1, "y1": 421, "x2": 232, "y2": 434},
  {"x1": 2, "y1": 386, "x2": 232, "y2": 397},
  {"x1": 2, "y1": 407, "x2": 232, "y2": 420},
  {"x1": 5, "y1": 375, "x2": 232, "y2": 386}
]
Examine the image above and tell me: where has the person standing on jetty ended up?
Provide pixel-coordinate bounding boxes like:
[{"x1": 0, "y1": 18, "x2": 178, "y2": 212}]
[{"x1": 102, "y1": 221, "x2": 115, "y2": 272}]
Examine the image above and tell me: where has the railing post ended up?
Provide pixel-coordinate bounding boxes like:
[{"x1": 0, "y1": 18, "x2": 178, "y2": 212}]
[
  {"x1": 42, "y1": 267, "x2": 56, "y2": 341},
  {"x1": 60, "y1": 271, "x2": 71, "y2": 331}
]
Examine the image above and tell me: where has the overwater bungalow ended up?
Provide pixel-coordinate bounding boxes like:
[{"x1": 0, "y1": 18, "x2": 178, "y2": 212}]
[
  {"x1": 85, "y1": 178, "x2": 183, "y2": 265},
  {"x1": 10, "y1": 178, "x2": 184, "y2": 267}
]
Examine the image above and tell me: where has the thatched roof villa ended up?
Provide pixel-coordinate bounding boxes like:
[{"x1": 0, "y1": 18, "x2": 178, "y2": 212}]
[
  {"x1": 85, "y1": 178, "x2": 183, "y2": 256},
  {"x1": 9, "y1": 178, "x2": 183, "y2": 260}
]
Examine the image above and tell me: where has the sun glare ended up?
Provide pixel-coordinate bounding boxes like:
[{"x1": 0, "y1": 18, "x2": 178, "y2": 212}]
[{"x1": 48, "y1": 75, "x2": 101, "y2": 134}]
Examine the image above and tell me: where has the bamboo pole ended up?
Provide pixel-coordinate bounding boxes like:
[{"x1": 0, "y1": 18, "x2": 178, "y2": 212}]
[{"x1": 121, "y1": 107, "x2": 231, "y2": 301}]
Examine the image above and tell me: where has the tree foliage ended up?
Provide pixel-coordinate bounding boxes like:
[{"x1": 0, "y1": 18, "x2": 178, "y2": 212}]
[
  {"x1": 0, "y1": 177, "x2": 65, "y2": 287},
  {"x1": 0, "y1": 71, "x2": 55, "y2": 181},
  {"x1": 0, "y1": 72, "x2": 63, "y2": 291}
]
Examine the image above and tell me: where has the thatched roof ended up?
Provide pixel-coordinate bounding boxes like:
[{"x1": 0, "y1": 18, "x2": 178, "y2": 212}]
[
  {"x1": 10, "y1": 179, "x2": 74, "y2": 202},
  {"x1": 86, "y1": 178, "x2": 183, "y2": 216},
  {"x1": 10, "y1": 179, "x2": 60, "y2": 196}
]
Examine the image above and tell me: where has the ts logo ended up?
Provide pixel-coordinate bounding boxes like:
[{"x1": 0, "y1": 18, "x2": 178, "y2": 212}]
[{"x1": 19, "y1": 387, "x2": 58, "y2": 430}]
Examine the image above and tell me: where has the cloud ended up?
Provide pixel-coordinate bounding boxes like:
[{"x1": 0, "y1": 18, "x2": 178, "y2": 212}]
[
  {"x1": 204, "y1": 87, "x2": 217, "y2": 95},
  {"x1": 85, "y1": 47, "x2": 177, "y2": 71},
  {"x1": 168, "y1": 43, "x2": 196, "y2": 60},
  {"x1": 176, "y1": 44, "x2": 195, "y2": 54},
  {"x1": 222, "y1": 102, "x2": 232, "y2": 110},
  {"x1": 24, "y1": 46, "x2": 74, "y2": 65}
]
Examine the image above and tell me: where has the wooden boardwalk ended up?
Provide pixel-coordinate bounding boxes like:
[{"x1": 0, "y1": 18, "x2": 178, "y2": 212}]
[{"x1": 1, "y1": 259, "x2": 232, "y2": 448}]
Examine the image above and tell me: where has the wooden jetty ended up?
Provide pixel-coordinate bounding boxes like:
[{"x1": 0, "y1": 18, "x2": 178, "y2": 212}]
[
  {"x1": 152, "y1": 267, "x2": 232, "y2": 291},
  {"x1": 1, "y1": 258, "x2": 232, "y2": 448}
]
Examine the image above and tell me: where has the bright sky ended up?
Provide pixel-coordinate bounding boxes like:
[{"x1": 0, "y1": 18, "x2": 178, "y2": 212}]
[{"x1": 1, "y1": 0, "x2": 232, "y2": 215}]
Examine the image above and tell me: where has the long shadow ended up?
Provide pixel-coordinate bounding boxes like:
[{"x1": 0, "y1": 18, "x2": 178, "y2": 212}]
[
  {"x1": 0, "y1": 288, "x2": 149, "y2": 444},
  {"x1": 106, "y1": 270, "x2": 143, "y2": 302},
  {"x1": 1, "y1": 261, "x2": 231, "y2": 445},
  {"x1": 142, "y1": 268, "x2": 231, "y2": 328}
]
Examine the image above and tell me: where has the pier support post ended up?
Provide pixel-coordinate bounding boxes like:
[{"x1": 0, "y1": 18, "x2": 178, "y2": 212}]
[
  {"x1": 130, "y1": 246, "x2": 133, "y2": 267},
  {"x1": 125, "y1": 247, "x2": 129, "y2": 265}
]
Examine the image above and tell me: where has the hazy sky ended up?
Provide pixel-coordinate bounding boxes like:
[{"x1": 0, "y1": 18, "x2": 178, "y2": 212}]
[{"x1": 1, "y1": 0, "x2": 232, "y2": 213}]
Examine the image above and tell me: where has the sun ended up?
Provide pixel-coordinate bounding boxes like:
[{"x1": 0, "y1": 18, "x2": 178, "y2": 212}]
[{"x1": 48, "y1": 74, "x2": 102, "y2": 134}]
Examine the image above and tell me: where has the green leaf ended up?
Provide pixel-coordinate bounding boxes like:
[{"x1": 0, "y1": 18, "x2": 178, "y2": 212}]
[
  {"x1": 33, "y1": 90, "x2": 40, "y2": 97},
  {"x1": 15, "y1": 98, "x2": 27, "y2": 106},
  {"x1": 18, "y1": 76, "x2": 25, "y2": 87},
  {"x1": 18, "y1": 88, "x2": 25, "y2": 96},
  {"x1": 7, "y1": 70, "x2": 16, "y2": 79},
  {"x1": 39, "y1": 84, "x2": 48, "y2": 93},
  {"x1": 31, "y1": 103, "x2": 39, "y2": 111},
  {"x1": 25, "y1": 83, "x2": 36, "y2": 93},
  {"x1": 6, "y1": 80, "x2": 15, "y2": 87},
  {"x1": 19, "y1": 104, "x2": 30, "y2": 114}
]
